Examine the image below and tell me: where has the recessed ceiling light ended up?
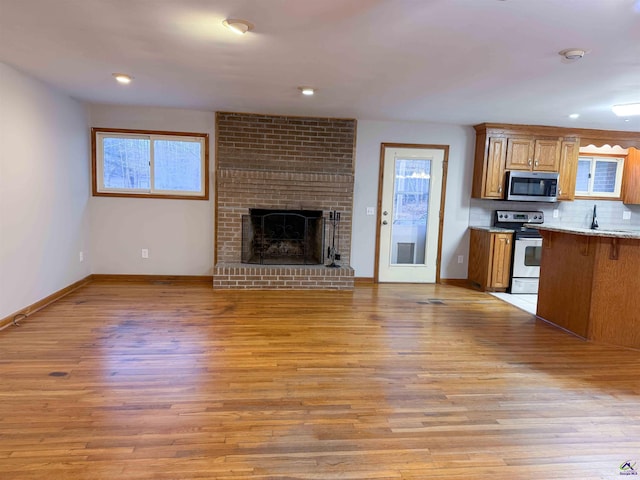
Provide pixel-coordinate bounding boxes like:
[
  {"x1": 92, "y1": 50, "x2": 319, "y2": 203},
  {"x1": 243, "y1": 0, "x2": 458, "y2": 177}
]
[
  {"x1": 112, "y1": 73, "x2": 133, "y2": 84},
  {"x1": 612, "y1": 103, "x2": 640, "y2": 117},
  {"x1": 299, "y1": 87, "x2": 315, "y2": 96},
  {"x1": 222, "y1": 19, "x2": 253, "y2": 35},
  {"x1": 569, "y1": 113, "x2": 580, "y2": 119},
  {"x1": 558, "y1": 48, "x2": 587, "y2": 60}
]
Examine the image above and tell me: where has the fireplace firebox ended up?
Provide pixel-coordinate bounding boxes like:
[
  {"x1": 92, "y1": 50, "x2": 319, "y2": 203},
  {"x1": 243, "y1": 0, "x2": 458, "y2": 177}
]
[{"x1": 241, "y1": 209, "x2": 324, "y2": 265}]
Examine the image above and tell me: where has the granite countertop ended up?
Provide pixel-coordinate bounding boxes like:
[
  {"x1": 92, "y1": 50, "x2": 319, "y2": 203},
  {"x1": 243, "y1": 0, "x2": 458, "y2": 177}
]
[
  {"x1": 469, "y1": 226, "x2": 515, "y2": 233},
  {"x1": 531, "y1": 224, "x2": 640, "y2": 240}
]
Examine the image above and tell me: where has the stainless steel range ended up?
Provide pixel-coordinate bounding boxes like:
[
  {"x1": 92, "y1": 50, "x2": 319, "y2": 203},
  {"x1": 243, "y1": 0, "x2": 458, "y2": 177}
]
[{"x1": 493, "y1": 210, "x2": 544, "y2": 294}]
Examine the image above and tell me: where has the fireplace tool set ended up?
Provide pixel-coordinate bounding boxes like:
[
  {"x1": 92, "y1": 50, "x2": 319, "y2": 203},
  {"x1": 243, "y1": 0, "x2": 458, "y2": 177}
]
[{"x1": 326, "y1": 210, "x2": 341, "y2": 268}]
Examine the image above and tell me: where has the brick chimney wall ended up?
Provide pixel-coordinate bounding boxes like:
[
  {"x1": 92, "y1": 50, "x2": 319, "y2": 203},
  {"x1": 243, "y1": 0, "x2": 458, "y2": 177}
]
[{"x1": 214, "y1": 112, "x2": 356, "y2": 288}]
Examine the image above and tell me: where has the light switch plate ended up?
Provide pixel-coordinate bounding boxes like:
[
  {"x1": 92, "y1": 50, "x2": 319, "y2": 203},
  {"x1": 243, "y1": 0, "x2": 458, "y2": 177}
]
[
  {"x1": 366, "y1": 207, "x2": 375, "y2": 216},
  {"x1": 553, "y1": 209, "x2": 559, "y2": 218},
  {"x1": 623, "y1": 211, "x2": 631, "y2": 220}
]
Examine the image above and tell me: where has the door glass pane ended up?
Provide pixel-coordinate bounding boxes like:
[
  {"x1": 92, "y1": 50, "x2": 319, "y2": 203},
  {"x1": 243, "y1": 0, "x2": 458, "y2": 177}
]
[
  {"x1": 524, "y1": 245, "x2": 541, "y2": 267},
  {"x1": 390, "y1": 158, "x2": 431, "y2": 265}
]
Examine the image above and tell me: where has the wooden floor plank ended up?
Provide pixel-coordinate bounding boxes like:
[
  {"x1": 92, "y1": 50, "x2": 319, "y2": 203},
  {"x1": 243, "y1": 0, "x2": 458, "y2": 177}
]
[{"x1": 0, "y1": 280, "x2": 638, "y2": 479}]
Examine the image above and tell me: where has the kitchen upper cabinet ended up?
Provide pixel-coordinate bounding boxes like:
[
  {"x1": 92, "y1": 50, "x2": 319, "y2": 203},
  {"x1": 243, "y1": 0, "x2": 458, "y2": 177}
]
[
  {"x1": 505, "y1": 137, "x2": 534, "y2": 170},
  {"x1": 472, "y1": 123, "x2": 640, "y2": 200},
  {"x1": 507, "y1": 137, "x2": 561, "y2": 171},
  {"x1": 533, "y1": 138, "x2": 561, "y2": 171},
  {"x1": 622, "y1": 147, "x2": 640, "y2": 205},
  {"x1": 473, "y1": 124, "x2": 563, "y2": 199},
  {"x1": 472, "y1": 132, "x2": 507, "y2": 199},
  {"x1": 557, "y1": 139, "x2": 579, "y2": 201}
]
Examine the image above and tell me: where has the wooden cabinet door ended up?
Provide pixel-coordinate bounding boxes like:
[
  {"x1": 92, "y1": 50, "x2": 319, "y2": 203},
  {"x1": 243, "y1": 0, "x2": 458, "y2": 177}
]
[
  {"x1": 506, "y1": 137, "x2": 534, "y2": 170},
  {"x1": 468, "y1": 229, "x2": 490, "y2": 290},
  {"x1": 533, "y1": 138, "x2": 561, "y2": 171},
  {"x1": 484, "y1": 137, "x2": 507, "y2": 198},
  {"x1": 622, "y1": 147, "x2": 640, "y2": 205},
  {"x1": 557, "y1": 139, "x2": 579, "y2": 200},
  {"x1": 490, "y1": 234, "x2": 512, "y2": 289}
]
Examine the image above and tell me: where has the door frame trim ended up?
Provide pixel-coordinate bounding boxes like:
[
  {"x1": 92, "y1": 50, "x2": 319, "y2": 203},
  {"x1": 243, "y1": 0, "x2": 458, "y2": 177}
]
[{"x1": 374, "y1": 143, "x2": 449, "y2": 283}]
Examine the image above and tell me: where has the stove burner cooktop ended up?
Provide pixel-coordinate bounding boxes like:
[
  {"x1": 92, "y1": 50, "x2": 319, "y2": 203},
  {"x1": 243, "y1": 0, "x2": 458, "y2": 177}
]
[{"x1": 493, "y1": 210, "x2": 544, "y2": 239}]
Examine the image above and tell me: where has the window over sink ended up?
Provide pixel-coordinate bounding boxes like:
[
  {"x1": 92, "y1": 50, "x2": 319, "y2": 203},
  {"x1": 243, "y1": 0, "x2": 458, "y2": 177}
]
[{"x1": 575, "y1": 155, "x2": 624, "y2": 199}]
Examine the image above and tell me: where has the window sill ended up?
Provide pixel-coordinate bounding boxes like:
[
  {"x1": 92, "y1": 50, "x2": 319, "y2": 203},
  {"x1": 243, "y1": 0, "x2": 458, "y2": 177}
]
[{"x1": 92, "y1": 191, "x2": 209, "y2": 201}]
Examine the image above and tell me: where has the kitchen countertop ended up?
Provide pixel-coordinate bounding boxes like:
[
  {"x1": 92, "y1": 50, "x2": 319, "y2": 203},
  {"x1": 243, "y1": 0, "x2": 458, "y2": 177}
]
[
  {"x1": 530, "y1": 224, "x2": 640, "y2": 240},
  {"x1": 468, "y1": 226, "x2": 514, "y2": 233}
]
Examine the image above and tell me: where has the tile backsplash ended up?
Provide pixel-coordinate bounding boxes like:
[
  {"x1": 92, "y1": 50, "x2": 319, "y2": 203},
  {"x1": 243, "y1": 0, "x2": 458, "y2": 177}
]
[{"x1": 470, "y1": 198, "x2": 640, "y2": 231}]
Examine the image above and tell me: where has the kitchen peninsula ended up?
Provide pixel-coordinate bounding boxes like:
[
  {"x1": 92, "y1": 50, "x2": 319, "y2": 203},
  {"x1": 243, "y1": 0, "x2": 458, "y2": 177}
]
[{"x1": 534, "y1": 225, "x2": 640, "y2": 350}]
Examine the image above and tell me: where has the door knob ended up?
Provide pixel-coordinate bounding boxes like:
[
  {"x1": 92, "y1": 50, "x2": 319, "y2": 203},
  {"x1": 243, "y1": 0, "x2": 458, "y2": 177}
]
[
  {"x1": 382, "y1": 220, "x2": 388, "y2": 225},
  {"x1": 383, "y1": 211, "x2": 388, "y2": 216}
]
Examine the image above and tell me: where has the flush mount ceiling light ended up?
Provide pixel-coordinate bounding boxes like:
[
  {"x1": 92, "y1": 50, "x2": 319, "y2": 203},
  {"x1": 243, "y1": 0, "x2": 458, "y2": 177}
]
[
  {"x1": 222, "y1": 18, "x2": 253, "y2": 35},
  {"x1": 112, "y1": 73, "x2": 133, "y2": 84},
  {"x1": 569, "y1": 113, "x2": 580, "y2": 119},
  {"x1": 299, "y1": 87, "x2": 315, "y2": 96},
  {"x1": 612, "y1": 103, "x2": 640, "y2": 117},
  {"x1": 559, "y1": 48, "x2": 587, "y2": 60}
]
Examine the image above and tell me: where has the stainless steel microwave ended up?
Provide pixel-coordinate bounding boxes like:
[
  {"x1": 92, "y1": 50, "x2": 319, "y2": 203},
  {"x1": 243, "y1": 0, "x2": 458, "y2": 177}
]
[{"x1": 506, "y1": 171, "x2": 558, "y2": 202}]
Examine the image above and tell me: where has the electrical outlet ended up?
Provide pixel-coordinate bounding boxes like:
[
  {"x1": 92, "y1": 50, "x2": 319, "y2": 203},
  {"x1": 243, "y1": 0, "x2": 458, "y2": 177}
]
[
  {"x1": 141, "y1": 248, "x2": 149, "y2": 259},
  {"x1": 79, "y1": 251, "x2": 84, "y2": 262},
  {"x1": 623, "y1": 211, "x2": 631, "y2": 220},
  {"x1": 553, "y1": 209, "x2": 559, "y2": 218},
  {"x1": 366, "y1": 207, "x2": 375, "y2": 216},
  {"x1": 457, "y1": 255, "x2": 464, "y2": 264}
]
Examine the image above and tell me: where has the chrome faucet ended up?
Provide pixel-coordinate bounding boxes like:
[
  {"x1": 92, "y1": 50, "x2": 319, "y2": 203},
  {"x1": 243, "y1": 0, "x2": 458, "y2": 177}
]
[{"x1": 590, "y1": 204, "x2": 599, "y2": 230}]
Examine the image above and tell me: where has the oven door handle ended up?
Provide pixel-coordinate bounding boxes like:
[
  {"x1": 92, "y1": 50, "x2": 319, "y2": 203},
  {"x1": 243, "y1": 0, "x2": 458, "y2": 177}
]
[{"x1": 515, "y1": 238, "x2": 543, "y2": 245}]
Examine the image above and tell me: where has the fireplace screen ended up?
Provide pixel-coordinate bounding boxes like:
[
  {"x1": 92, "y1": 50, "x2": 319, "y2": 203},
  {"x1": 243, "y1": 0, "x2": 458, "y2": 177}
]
[{"x1": 242, "y1": 209, "x2": 324, "y2": 265}]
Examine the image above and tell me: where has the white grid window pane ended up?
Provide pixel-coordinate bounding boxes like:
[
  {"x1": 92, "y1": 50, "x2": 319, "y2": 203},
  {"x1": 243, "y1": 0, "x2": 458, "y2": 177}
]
[
  {"x1": 575, "y1": 159, "x2": 591, "y2": 192},
  {"x1": 592, "y1": 161, "x2": 618, "y2": 194}
]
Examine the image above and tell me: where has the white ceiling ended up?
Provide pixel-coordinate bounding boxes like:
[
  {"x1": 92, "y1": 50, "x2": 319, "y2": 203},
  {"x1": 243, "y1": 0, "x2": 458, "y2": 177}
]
[{"x1": 1, "y1": 0, "x2": 639, "y2": 130}]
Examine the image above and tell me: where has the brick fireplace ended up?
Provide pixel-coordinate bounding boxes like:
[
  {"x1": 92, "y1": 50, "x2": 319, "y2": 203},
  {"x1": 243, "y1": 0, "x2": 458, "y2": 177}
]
[{"x1": 213, "y1": 112, "x2": 356, "y2": 289}]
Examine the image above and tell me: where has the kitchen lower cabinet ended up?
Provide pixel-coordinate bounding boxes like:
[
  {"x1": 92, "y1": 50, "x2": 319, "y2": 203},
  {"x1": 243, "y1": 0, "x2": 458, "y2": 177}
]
[{"x1": 468, "y1": 228, "x2": 513, "y2": 292}]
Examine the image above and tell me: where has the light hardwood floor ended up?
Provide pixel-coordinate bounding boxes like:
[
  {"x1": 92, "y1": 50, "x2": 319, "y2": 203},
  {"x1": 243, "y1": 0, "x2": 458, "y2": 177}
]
[{"x1": 1, "y1": 279, "x2": 639, "y2": 479}]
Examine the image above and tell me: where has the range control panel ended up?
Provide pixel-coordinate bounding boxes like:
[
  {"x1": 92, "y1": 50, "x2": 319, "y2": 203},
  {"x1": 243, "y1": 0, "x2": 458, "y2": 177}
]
[{"x1": 495, "y1": 210, "x2": 544, "y2": 224}]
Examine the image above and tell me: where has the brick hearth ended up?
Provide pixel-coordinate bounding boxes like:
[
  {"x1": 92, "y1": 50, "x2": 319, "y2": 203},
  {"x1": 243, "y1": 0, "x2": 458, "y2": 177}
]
[
  {"x1": 213, "y1": 264, "x2": 355, "y2": 290},
  {"x1": 214, "y1": 112, "x2": 356, "y2": 289}
]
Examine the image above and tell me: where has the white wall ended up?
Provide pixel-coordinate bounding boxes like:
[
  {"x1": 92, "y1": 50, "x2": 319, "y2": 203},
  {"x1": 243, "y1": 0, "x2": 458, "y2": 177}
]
[
  {"x1": 88, "y1": 105, "x2": 215, "y2": 275},
  {"x1": 352, "y1": 120, "x2": 475, "y2": 279},
  {"x1": 0, "y1": 62, "x2": 90, "y2": 319}
]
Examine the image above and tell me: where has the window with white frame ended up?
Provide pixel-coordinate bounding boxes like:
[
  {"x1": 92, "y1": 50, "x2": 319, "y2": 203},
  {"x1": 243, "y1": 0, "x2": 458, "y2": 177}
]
[
  {"x1": 575, "y1": 156, "x2": 624, "y2": 198},
  {"x1": 92, "y1": 129, "x2": 208, "y2": 199}
]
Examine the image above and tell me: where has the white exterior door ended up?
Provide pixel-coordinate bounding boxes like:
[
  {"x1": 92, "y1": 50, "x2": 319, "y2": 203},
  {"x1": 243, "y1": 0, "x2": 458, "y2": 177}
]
[{"x1": 377, "y1": 146, "x2": 445, "y2": 283}]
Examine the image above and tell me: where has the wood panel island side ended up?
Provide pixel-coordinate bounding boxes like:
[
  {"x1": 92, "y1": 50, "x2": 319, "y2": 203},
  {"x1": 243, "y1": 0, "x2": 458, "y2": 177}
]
[{"x1": 533, "y1": 225, "x2": 640, "y2": 350}]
